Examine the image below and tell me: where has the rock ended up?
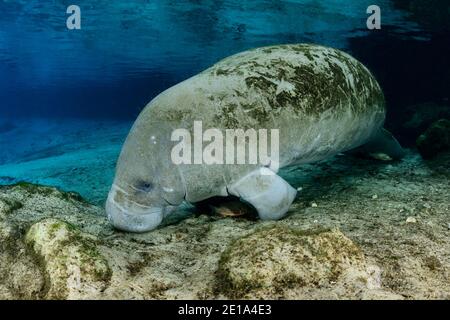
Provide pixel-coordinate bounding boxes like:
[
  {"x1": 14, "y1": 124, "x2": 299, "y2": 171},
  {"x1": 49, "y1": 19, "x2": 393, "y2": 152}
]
[
  {"x1": 0, "y1": 218, "x2": 46, "y2": 300},
  {"x1": 392, "y1": 0, "x2": 450, "y2": 32},
  {"x1": 25, "y1": 219, "x2": 112, "y2": 299},
  {"x1": 216, "y1": 226, "x2": 367, "y2": 299},
  {"x1": 195, "y1": 197, "x2": 256, "y2": 218},
  {"x1": 396, "y1": 103, "x2": 450, "y2": 144},
  {"x1": 406, "y1": 217, "x2": 417, "y2": 224},
  {"x1": 417, "y1": 119, "x2": 450, "y2": 159},
  {"x1": 311, "y1": 202, "x2": 318, "y2": 208}
]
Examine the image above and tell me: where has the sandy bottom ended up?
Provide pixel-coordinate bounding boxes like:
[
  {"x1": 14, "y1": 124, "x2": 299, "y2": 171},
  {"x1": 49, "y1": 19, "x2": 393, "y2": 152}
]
[{"x1": 0, "y1": 118, "x2": 449, "y2": 299}]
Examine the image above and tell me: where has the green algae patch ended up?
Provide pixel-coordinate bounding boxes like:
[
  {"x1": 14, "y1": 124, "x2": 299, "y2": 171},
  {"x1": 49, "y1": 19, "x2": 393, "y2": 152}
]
[
  {"x1": 25, "y1": 219, "x2": 112, "y2": 299},
  {"x1": 10, "y1": 182, "x2": 89, "y2": 205},
  {"x1": 12, "y1": 182, "x2": 54, "y2": 196},
  {"x1": 0, "y1": 197, "x2": 23, "y2": 215},
  {"x1": 216, "y1": 225, "x2": 366, "y2": 299},
  {"x1": 208, "y1": 44, "x2": 384, "y2": 131}
]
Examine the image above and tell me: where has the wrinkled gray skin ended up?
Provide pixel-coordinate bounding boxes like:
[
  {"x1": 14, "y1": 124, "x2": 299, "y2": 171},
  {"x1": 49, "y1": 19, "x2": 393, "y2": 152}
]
[{"x1": 106, "y1": 44, "x2": 405, "y2": 232}]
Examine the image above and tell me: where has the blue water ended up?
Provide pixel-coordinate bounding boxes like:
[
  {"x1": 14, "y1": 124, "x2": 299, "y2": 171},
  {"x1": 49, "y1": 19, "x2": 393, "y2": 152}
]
[
  {"x1": 0, "y1": 0, "x2": 449, "y2": 203},
  {"x1": 0, "y1": 0, "x2": 426, "y2": 118}
]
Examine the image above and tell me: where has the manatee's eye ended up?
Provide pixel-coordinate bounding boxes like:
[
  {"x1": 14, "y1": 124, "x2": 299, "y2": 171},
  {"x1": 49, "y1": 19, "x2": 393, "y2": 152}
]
[{"x1": 135, "y1": 181, "x2": 153, "y2": 192}]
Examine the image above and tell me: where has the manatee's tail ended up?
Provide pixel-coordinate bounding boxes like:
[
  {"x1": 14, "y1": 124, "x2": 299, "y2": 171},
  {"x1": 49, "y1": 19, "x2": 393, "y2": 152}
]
[{"x1": 350, "y1": 128, "x2": 406, "y2": 161}]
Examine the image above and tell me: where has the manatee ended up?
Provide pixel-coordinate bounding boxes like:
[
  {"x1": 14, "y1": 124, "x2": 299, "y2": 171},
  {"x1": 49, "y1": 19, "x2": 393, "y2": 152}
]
[{"x1": 106, "y1": 44, "x2": 405, "y2": 232}]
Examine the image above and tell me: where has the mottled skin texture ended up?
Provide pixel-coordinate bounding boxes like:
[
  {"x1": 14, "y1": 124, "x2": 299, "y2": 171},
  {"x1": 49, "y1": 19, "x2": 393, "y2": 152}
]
[{"x1": 106, "y1": 44, "x2": 394, "y2": 232}]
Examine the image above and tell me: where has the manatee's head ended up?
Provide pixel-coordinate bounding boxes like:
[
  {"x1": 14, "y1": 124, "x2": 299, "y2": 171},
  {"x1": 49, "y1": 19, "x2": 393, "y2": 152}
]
[{"x1": 106, "y1": 117, "x2": 185, "y2": 232}]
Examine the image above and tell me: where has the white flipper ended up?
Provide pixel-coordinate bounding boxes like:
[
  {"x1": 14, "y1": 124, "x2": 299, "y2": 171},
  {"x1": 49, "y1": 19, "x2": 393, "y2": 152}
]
[{"x1": 227, "y1": 167, "x2": 297, "y2": 220}]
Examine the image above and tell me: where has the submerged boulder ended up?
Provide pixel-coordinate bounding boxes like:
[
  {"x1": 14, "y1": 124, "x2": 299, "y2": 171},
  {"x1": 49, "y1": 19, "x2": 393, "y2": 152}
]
[
  {"x1": 416, "y1": 119, "x2": 450, "y2": 159},
  {"x1": 216, "y1": 226, "x2": 368, "y2": 299},
  {"x1": 25, "y1": 219, "x2": 112, "y2": 299}
]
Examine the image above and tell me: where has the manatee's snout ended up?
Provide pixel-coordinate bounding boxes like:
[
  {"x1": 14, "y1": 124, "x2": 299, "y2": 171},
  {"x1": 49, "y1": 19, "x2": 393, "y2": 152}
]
[{"x1": 106, "y1": 185, "x2": 165, "y2": 233}]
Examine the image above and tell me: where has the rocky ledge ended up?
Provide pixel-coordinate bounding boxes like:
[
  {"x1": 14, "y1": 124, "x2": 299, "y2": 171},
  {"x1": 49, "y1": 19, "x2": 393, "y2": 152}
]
[{"x1": 1, "y1": 151, "x2": 449, "y2": 300}]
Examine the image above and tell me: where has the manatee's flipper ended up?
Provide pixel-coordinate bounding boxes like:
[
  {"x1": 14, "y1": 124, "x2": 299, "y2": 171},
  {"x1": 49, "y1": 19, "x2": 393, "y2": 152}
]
[
  {"x1": 227, "y1": 167, "x2": 297, "y2": 220},
  {"x1": 352, "y1": 128, "x2": 406, "y2": 161}
]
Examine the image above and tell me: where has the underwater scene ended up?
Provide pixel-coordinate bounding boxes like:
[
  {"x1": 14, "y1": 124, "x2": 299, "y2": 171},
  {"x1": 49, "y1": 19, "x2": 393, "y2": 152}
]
[{"x1": 0, "y1": 0, "x2": 449, "y2": 300}]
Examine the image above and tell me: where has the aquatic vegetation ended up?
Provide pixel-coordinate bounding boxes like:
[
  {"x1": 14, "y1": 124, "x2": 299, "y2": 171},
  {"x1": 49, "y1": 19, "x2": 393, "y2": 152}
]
[
  {"x1": 0, "y1": 197, "x2": 23, "y2": 215},
  {"x1": 399, "y1": 102, "x2": 450, "y2": 142},
  {"x1": 106, "y1": 44, "x2": 400, "y2": 233},
  {"x1": 417, "y1": 119, "x2": 450, "y2": 159},
  {"x1": 392, "y1": 0, "x2": 450, "y2": 32}
]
